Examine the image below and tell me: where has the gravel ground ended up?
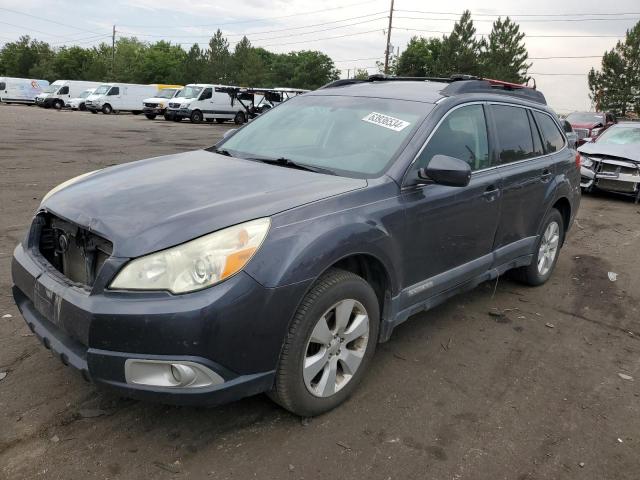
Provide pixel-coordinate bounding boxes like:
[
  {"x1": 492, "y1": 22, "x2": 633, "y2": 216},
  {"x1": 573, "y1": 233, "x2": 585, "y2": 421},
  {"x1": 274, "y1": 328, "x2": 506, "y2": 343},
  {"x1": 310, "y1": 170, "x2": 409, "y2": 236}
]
[{"x1": 0, "y1": 104, "x2": 639, "y2": 480}]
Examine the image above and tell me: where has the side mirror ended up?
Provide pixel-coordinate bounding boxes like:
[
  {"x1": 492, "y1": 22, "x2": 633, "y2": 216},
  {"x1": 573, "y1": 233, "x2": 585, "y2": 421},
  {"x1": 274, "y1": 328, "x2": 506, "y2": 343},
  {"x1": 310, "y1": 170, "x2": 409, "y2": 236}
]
[
  {"x1": 582, "y1": 137, "x2": 594, "y2": 143},
  {"x1": 418, "y1": 154, "x2": 471, "y2": 187},
  {"x1": 223, "y1": 129, "x2": 237, "y2": 139}
]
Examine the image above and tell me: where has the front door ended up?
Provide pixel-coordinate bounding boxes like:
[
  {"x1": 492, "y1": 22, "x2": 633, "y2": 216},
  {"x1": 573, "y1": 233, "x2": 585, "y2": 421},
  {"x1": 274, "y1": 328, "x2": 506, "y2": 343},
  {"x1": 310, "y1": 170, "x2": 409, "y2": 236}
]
[{"x1": 399, "y1": 103, "x2": 502, "y2": 306}]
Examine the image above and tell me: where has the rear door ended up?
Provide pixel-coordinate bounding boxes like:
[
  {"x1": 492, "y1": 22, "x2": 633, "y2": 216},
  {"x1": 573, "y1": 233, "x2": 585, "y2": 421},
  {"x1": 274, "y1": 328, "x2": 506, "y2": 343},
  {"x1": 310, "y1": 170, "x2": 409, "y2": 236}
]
[
  {"x1": 488, "y1": 103, "x2": 558, "y2": 264},
  {"x1": 399, "y1": 102, "x2": 502, "y2": 304}
]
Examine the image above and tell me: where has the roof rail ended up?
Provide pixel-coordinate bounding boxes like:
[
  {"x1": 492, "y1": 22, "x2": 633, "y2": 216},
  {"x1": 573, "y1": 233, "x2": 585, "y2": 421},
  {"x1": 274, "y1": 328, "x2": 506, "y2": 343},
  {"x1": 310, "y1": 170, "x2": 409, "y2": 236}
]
[{"x1": 320, "y1": 74, "x2": 546, "y2": 104}]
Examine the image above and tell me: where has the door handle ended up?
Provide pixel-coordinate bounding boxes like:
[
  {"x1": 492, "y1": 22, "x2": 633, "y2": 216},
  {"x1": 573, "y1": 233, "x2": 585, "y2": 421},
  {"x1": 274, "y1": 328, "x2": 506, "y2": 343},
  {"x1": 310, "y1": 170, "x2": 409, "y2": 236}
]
[
  {"x1": 541, "y1": 169, "x2": 552, "y2": 182},
  {"x1": 482, "y1": 185, "x2": 499, "y2": 202}
]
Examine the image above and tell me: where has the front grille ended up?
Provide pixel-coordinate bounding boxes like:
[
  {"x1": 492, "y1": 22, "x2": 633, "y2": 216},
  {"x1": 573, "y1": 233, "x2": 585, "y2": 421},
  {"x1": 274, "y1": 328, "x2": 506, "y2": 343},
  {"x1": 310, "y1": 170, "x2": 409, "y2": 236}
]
[
  {"x1": 169, "y1": 102, "x2": 181, "y2": 109},
  {"x1": 144, "y1": 102, "x2": 158, "y2": 108},
  {"x1": 597, "y1": 179, "x2": 637, "y2": 193},
  {"x1": 36, "y1": 213, "x2": 113, "y2": 288},
  {"x1": 574, "y1": 128, "x2": 589, "y2": 139},
  {"x1": 598, "y1": 161, "x2": 638, "y2": 177}
]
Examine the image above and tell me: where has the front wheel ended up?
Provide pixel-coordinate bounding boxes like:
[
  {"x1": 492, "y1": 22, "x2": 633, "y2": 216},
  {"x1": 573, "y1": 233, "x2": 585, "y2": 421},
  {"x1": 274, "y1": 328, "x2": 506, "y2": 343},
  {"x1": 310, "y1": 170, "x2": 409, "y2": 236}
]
[
  {"x1": 190, "y1": 110, "x2": 203, "y2": 124},
  {"x1": 79, "y1": 103, "x2": 86, "y2": 111},
  {"x1": 270, "y1": 268, "x2": 379, "y2": 416},
  {"x1": 145, "y1": 113, "x2": 156, "y2": 120},
  {"x1": 101, "y1": 104, "x2": 113, "y2": 114},
  {"x1": 234, "y1": 111, "x2": 246, "y2": 125},
  {"x1": 53, "y1": 99, "x2": 64, "y2": 110},
  {"x1": 513, "y1": 209, "x2": 564, "y2": 286}
]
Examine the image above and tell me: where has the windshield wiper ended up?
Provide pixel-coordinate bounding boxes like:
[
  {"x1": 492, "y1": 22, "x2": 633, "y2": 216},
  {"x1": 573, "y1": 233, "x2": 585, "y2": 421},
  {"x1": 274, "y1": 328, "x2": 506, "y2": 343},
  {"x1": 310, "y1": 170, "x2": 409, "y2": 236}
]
[
  {"x1": 209, "y1": 146, "x2": 233, "y2": 157},
  {"x1": 250, "y1": 157, "x2": 336, "y2": 175}
]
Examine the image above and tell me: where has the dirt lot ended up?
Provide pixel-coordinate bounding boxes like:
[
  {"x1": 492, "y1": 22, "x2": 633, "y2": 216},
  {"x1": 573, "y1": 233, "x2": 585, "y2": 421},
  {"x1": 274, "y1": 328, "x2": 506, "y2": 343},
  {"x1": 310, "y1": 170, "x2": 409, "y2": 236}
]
[{"x1": 0, "y1": 104, "x2": 639, "y2": 480}]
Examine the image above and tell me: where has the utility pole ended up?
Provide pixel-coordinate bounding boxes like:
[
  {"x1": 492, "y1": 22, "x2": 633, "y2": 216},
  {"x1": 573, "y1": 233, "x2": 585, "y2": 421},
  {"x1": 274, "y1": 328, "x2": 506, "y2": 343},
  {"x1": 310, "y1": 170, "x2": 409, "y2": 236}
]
[
  {"x1": 111, "y1": 25, "x2": 116, "y2": 79},
  {"x1": 383, "y1": 0, "x2": 394, "y2": 74}
]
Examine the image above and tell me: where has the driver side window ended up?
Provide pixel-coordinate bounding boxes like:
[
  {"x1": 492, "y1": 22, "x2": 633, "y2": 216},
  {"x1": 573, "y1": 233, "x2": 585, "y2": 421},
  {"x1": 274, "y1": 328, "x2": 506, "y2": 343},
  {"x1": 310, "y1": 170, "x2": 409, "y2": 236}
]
[
  {"x1": 200, "y1": 88, "x2": 212, "y2": 100},
  {"x1": 415, "y1": 104, "x2": 490, "y2": 172}
]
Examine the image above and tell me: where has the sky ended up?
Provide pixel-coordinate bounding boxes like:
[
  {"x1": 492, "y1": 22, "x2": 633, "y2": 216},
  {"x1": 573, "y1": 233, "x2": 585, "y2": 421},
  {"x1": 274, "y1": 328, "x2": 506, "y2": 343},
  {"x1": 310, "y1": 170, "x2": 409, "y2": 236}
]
[{"x1": 1, "y1": 0, "x2": 639, "y2": 113}]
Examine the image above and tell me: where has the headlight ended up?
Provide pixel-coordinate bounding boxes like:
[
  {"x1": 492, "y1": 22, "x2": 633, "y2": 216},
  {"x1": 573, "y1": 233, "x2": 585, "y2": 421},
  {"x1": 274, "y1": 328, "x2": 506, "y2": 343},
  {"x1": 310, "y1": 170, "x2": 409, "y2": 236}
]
[
  {"x1": 580, "y1": 155, "x2": 593, "y2": 168},
  {"x1": 591, "y1": 127, "x2": 603, "y2": 137},
  {"x1": 109, "y1": 218, "x2": 271, "y2": 294},
  {"x1": 41, "y1": 170, "x2": 99, "y2": 203},
  {"x1": 158, "y1": 102, "x2": 165, "y2": 108}
]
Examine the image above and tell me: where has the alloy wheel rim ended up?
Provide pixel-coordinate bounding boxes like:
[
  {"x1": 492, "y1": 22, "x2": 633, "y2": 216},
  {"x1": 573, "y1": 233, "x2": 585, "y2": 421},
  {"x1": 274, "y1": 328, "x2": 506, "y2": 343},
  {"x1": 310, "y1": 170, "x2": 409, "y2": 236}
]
[
  {"x1": 303, "y1": 299, "x2": 369, "y2": 398},
  {"x1": 537, "y1": 221, "x2": 560, "y2": 276}
]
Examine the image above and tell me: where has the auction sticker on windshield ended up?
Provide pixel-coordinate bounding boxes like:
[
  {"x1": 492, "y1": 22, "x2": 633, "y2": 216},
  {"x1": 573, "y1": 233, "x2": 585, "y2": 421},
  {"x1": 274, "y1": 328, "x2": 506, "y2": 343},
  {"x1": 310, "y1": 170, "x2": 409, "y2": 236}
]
[{"x1": 362, "y1": 112, "x2": 411, "y2": 132}]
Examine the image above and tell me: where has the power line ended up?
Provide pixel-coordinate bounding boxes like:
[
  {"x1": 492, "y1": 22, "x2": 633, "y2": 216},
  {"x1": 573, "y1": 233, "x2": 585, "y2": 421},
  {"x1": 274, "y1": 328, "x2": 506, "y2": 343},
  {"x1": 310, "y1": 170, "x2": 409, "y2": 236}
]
[
  {"x1": 530, "y1": 72, "x2": 588, "y2": 76},
  {"x1": 119, "y1": 0, "x2": 385, "y2": 29},
  {"x1": 0, "y1": 7, "x2": 105, "y2": 35},
  {"x1": 120, "y1": 11, "x2": 388, "y2": 38},
  {"x1": 394, "y1": 15, "x2": 640, "y2": 23},
  {"x1": 393, "y1": 26, "x2": 624, "y2": 38},
  {"x1": 334, "y1": 56, "x2": 383, "y2": 62},
  {"x1": 119, "y1": 16, "x2": 388, "y2": 42},
  {"x1": 529, "y1": 55, "x2": 603, "y2": 59},
  {"x1": 395, "y1": 9, "x2": 640, "y2": 18}
]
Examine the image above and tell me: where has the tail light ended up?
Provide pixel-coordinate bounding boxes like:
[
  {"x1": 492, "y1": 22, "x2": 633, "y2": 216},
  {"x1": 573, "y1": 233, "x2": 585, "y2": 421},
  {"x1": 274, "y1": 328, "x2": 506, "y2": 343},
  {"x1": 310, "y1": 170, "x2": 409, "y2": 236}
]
[{"x1": 575, "y1": 152, "x2": 581, "y2": 169}]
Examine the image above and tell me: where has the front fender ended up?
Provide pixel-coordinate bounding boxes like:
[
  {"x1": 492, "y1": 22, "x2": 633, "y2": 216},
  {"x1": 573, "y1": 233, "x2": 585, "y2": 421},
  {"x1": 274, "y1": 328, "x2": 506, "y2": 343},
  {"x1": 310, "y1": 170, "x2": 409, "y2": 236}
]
[{"x1": 244, "y1": 197, "x2": 404, "y2": 293}]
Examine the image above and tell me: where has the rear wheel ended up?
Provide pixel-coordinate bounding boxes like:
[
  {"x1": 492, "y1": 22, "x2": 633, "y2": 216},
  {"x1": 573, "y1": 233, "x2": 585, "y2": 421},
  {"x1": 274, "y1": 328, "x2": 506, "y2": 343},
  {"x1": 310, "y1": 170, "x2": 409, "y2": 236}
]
[
  {"x1": 145, "y1": 113, "x2": 156, "y2": 120},
  {"x1": 101, "y1": 104, "x2": 113, "y2": 114},
  {"x1": 190, "y1": 110, "x2": 203, "y2": 124},
  {"x1": 270, "y1": 268, "x2": 379, "y2": 416},
  {"x1": 234, "y1": 111, "x2": 246, "y2": 125},
  {"x1": 513, "y1": 209, "x2": 564, "y2": 286}
]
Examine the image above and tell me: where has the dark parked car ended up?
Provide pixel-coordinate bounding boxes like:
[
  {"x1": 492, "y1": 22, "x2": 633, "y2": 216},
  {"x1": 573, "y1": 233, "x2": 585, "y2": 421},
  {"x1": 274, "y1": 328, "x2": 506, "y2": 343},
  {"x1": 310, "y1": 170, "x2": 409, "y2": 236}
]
[
  {"x1": 566, "y1": 111, "x2": 616, "y2": 145},
  {"x1": 11, "y1": 76, "x2": 581, "y2": 416},
  {"x1": 579, "y1": 122, "x2": 640, "y2": 202}
]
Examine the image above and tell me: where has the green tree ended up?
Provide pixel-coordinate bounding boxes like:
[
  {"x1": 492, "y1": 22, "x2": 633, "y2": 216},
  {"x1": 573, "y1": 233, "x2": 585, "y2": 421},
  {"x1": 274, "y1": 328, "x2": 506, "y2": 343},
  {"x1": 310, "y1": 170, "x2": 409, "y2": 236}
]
[
  {"x1": 0, "y1": 36, "x2": 54, "y2": 78},
  {"x1": 136, "y1": 41, "x2": 186, "y2": 83},
  {"x1": 396, "y1": 36, "x2": 443, "y2": 76},
  {"x1": 183, "y1": 43, "x2": 206, "y2": 83},
  {"x1": 589, "y1": 21, "x2": 640, "y2": 116},
  {"x1": 354, "y1": 68, "x2": 370, "y2": 80},
  {"x1": 480, "y1": 17, "x2": 530, "y2": 82},
  {"x1": 206, "y1": 30, "x2": 231, "y2": 83},
  {"x1": 438, "y1": 10, "x2": 481, "y2": 76}
]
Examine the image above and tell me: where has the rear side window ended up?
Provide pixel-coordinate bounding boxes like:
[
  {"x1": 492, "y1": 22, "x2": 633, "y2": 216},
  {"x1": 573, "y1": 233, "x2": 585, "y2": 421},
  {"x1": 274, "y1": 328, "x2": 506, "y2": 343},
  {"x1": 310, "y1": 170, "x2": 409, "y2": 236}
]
[
  {"x1": 58, "y1": 86, "x2": 69, "y2": 95},
  {"x1": 533, "y1": 111, "x2": 565, "y2": 153},
  {"x1": 415, "y1": 104, "x2": 490, "y2": 172},
  {"x1": 562, "y1": 120, "x2": 572, "y2": 133},
  {"x1": 492, "y1": 105, "x2": 536, "y2": 163}
]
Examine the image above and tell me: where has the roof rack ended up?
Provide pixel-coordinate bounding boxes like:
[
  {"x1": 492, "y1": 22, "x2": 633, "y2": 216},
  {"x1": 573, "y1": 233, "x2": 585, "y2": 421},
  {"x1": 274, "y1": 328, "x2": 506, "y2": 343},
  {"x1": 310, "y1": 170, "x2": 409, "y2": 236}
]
[{"x1": 320, "y1": 74, "x2": 547, "y2": 105}]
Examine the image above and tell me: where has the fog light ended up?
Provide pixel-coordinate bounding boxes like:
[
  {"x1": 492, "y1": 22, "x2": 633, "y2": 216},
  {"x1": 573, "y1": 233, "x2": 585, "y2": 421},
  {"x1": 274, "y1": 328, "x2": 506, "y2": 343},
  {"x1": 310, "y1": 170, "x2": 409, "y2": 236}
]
[{"x1": 124, "y1": 359, "x2": 224, "y2": 388}]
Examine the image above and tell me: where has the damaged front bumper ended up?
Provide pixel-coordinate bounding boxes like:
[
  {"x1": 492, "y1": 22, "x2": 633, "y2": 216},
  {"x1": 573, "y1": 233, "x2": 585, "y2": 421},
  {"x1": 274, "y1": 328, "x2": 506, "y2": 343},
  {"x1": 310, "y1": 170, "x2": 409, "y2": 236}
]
[{"x1": 580, "y1": 157, "x2": 640, "y2": 201}]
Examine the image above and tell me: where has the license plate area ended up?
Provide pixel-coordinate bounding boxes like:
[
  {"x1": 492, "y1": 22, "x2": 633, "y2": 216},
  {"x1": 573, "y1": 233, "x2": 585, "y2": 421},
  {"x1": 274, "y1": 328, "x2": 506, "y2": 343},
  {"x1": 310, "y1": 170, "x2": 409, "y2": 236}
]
[{"x1": 33, "y1": 280, "x2": 62, "y2": 327}]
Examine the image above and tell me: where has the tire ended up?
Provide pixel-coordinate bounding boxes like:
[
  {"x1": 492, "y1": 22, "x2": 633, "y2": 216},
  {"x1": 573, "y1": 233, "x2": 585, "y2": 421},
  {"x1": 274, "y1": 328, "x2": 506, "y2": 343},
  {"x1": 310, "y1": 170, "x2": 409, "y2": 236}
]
[
  {"x1": 90, "y1": 110, "x2": 98, "y2": 114},
  {"x1": 270, "y1": 268, "x2": 380, "y2": 416},
  {"x1": 53, "y1": 99, "x2": 64, "y2": 110},
  {"x1": 132, "y1": 111, "x2": 142, "y2": 115},
  {"x1": 234, "y1": 111, "x2": 246, "y2": 125},
  {"x1": 215, "y1": 118, "x2": 226, "y2": 124},
  {"x1": 190, "y1": 110, "x2": 203, "y2": 124},
  {"x1": 172, "y1": 116, "x2": 182, "y2": 122},
  {"x1": 102, "y1": 104, "x2": 113, "y2": 114},
  {"x1": 163, "y1": 113, "x2": 173, "y2": 121},
  {"x1": 79, "y1": 103, "x2": 86, "y2": 111},
  {"x1": 512, "y1": 209, "x2": 564, "y2": 286},
  {"x1": 145, "y1": 113, "x2": 156, "y2": 120}
]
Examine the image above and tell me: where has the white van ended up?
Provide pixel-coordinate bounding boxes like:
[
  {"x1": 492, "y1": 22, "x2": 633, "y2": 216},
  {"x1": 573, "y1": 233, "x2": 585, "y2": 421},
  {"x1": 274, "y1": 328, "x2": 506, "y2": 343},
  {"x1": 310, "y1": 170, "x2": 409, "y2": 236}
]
[
  {"x1": 142, "y1": 87, "x2": 182, "y2": 120},
  {"x1": 166, "y1": 84, "x2": 245, "y2": 124},
  {"x1": 35, "y1": 80, "x2": 102, "y2": 109},
  {"x1": 65, "y1": 88, "x2": 96, "y2": 111},
  {"x1": 85, "y1": 83, "x2": 181, "y2": 114},
  {"x1": 0, "y1": 77, "x2": 49, "y2": 104}
]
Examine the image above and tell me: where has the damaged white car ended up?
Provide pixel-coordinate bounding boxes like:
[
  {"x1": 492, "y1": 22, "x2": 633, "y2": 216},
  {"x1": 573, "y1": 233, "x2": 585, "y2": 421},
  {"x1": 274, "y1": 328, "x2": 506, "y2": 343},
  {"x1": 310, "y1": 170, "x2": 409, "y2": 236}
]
[{"x1": 579, "y1": 123, "x2": 640, "y2": 203}]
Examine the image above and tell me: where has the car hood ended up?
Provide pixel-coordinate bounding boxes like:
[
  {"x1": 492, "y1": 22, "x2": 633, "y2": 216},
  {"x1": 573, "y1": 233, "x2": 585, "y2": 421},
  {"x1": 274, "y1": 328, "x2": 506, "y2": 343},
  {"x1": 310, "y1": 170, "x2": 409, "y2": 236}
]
[
  {"x1": 144, "y1": 96, "x2": 171, "y2": 103},
  {"x1": 570, "y1": 122, "x2": 602, "y2": 129},
  {"x1": 41, "y1": 150, "x2": 366, "y2": 257},
  {"x1": 578, "y1": 142, "x2": 640, "y2": 163}
]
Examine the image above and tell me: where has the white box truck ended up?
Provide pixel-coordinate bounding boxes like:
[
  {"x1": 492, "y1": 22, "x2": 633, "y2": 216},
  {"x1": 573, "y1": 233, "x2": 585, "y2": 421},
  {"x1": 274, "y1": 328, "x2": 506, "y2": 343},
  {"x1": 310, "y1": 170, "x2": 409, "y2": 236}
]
[
  {"x1": 85, "y1": 83, "x2": 181, "y2": 114},
  {"x1": 35, "y1": 80, "x2": 102, "y2": 109},
  {"x1": 166, "y1": 84, "x2": 246, "y2": 124},
  {"x1": 0, "y1": 77, "x2": 50, "y2": 104}
]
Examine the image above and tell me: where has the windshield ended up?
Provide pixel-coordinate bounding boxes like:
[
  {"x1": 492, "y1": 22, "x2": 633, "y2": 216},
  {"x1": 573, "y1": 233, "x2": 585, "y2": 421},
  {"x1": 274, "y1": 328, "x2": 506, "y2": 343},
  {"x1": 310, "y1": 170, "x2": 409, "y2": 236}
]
[
  {"x1": 157, "y1": 88, "x2": 177, "y2": 99},
  {"x1": 176, "y1": 86, "x2": 202, "y2": 99},
  {"x1": 220, "y1": 95, "x2": 428, "y2": 177},
  {"x1": 566, "y1": 112, "x2": 604, "y2": 124},
  {"x1": 595, "y1": 125, "x2": 640, "y2": 145},
  {"x1": 43, "y1": 83, "x2": 61, "y2": 93},
  {"x1": 93, "y1": 85, "x2": 111, "y2": 95},
  {"x1": 79, "y1": 90, "x2": 92, "y2": 98}
]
